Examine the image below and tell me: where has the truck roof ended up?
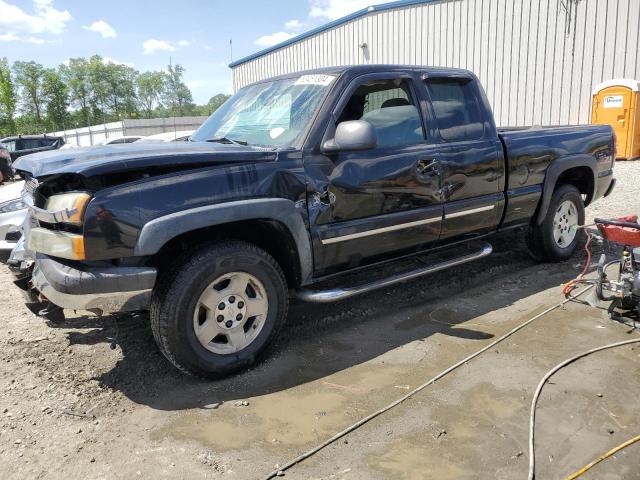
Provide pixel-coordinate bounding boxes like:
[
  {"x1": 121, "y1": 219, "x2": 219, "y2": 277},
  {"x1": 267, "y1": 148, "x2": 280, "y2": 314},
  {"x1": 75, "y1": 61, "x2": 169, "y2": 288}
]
[{"x1": 249, "y1": 64, "x2": 475, "y2": 86}]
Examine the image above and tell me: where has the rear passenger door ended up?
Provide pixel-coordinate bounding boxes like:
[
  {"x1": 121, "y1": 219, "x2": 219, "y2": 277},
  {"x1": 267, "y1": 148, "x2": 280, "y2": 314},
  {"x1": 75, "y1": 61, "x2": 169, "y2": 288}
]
[{"x1": 423, "y1": 75, "x2": 505, "y2": 242}]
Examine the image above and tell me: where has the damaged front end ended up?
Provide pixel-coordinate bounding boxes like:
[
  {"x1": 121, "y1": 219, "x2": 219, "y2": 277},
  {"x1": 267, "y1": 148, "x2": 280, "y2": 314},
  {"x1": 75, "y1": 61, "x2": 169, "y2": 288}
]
[{"x1": 7, "y1": 185, "x2": 65, "y2": 323}]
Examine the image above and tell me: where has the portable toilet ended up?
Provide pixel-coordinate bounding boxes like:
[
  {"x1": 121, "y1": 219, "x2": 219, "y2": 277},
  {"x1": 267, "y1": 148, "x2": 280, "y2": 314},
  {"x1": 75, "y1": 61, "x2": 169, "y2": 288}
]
[{"x1": 592, "y1": 79, "x2": 640, "y2": 160}]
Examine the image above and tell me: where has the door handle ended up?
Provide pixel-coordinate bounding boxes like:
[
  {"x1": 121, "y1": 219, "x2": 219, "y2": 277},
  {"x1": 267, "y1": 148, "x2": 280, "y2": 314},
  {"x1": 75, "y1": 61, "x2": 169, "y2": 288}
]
[{"x1": 416, "y1": 158, "x2": 439, "y2": 177}]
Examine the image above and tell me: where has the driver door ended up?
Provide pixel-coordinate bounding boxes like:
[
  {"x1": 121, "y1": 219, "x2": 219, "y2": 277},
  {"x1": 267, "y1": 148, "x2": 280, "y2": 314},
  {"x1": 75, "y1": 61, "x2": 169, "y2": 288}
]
[{"x1": 305, "y1": 73, "x2": 444, "y2": 275}]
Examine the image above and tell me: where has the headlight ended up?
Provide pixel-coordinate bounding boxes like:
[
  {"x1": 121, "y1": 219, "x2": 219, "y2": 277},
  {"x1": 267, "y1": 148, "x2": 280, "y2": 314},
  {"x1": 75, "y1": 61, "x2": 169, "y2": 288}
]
[
  {"x1": 28, "y1": 228, "x2": 85, "y2": 260},
  {"x1": 0, "y1": 198, "x2": 27, "y2": 214},
  {"x1": 44, "y1": 192, "x2": 91, "y2": 225}
]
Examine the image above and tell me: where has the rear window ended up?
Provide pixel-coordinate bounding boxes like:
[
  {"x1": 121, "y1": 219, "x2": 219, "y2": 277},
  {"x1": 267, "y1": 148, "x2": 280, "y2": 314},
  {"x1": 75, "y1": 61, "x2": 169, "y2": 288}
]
[{"x1": 425, "y1": 78, "x2": 484, "y2": 141}]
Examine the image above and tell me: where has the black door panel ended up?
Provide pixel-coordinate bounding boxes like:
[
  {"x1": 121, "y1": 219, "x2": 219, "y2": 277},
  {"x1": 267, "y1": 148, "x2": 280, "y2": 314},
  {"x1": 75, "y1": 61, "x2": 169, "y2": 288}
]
[
  {"x1": 441, "y1": 192, "x2": 505, "y2": 241},
  {"x1": 313, "y1": 204, "x2": 443, "y2": 272},
  {"x1": 423, "y1": 75, "x2": 505, "y2": 241}
]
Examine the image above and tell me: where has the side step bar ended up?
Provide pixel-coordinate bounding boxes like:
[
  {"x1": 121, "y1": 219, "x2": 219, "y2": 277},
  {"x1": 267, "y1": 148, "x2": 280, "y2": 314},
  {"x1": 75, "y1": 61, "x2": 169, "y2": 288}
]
[{"x1": 295, "y1": 242, "x2": 493, "y2": 303}]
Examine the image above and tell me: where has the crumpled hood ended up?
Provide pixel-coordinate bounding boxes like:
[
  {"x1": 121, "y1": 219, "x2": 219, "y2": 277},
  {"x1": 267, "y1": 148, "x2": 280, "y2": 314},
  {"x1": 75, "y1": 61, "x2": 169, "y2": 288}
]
[{"x1": 13, "y1": 142, "x2": 278, "y2": 178}]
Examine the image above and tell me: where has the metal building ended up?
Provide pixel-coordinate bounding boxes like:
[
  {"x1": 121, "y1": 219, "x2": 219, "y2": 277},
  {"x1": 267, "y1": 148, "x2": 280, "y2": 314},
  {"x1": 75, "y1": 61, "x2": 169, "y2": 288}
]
[{"x1": 230, "y1": 0, "x2": 640, "y2": 127}]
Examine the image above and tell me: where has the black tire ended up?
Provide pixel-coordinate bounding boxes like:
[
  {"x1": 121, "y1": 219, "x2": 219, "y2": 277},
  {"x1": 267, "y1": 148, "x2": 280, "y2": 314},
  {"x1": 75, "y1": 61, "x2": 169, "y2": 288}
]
[
  {"x1": 526, "y1": 184, "x2": 585, "y2": 262},
  {"x1": 150, "y1": 241, "x2": 288, "y2": 378}
]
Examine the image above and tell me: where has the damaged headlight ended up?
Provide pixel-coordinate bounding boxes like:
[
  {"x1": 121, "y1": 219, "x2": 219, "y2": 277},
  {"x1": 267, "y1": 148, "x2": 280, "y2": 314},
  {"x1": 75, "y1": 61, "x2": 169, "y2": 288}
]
[
  {"x1": 0, "y1": 198, "x2": 27, "y2": 214},
  {"x1": 28, "y1": 228, "x2": 85, "y2": 260},
  {"x1": 26, "y1": 192, "x2": 91, "y2": 260},
  {"x1": 44, "y1": 192, "x2": 91, "y2": 225},
  {"x1": 27, "y1": 192, "x2": 92, "y2": 226}
]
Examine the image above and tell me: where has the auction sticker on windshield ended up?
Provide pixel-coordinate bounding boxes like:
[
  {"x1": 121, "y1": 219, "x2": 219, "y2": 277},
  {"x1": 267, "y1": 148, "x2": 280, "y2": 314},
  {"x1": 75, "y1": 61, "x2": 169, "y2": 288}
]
[{"x1": 294, "y1": 74, "x2": 336, "y2": 86}]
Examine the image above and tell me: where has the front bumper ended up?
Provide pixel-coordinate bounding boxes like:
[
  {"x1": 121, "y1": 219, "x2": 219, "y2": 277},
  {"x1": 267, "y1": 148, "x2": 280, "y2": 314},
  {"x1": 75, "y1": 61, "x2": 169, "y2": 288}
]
[
  {"x1": 26, "y1": 255, "x2": 157, "y2": 314},
  {"x1": 0, "y1": 208, "x2": 27, "y2": 262}
]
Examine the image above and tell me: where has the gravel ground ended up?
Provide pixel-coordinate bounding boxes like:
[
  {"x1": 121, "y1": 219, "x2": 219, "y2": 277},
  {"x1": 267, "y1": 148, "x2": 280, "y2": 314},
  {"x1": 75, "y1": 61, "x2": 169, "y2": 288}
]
[{"x1": 0, "y1": 161, "x2": 638, "y2": 479}]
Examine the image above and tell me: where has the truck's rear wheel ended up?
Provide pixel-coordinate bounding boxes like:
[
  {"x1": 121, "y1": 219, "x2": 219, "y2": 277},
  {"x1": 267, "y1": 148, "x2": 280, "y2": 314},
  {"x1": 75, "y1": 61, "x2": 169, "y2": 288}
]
[
  {"x1": 150, "y1": 241, "x2": 288, "y2": 378},
  {"x1": 526, "y1": 184, "x2": 585, "y2": 262}
]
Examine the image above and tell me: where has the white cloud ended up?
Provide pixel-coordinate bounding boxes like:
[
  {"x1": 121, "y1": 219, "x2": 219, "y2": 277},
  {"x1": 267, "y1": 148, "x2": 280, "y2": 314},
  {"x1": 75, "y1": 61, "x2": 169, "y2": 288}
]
[
  {"x1": 177, "y1": 39, "x2": 190, "y2": 47},
  {"x1": 309, "y1": 0, "x2": 386, "y2": 20},
  {"x1": 0, "y1": 0, "x2": 72, "y2": 35},
  {"x1": 83, "y1": 20, "x2": 117, "y2": 38},
  {"x1": 254, "y1": 31, "x2": 295, "y2": 48},
  {"x1": 284, "y1": 19, "x2": 305, "y2": 31},
  {"x1": 0, "y1": 32, "x2": 49, "y2": 44},
  {"x1": 102, "y1": 57, "x2": 134, "y2": 68},
  {"x1": 143, "y1": 38, "x2": 176, "y2": 55}
]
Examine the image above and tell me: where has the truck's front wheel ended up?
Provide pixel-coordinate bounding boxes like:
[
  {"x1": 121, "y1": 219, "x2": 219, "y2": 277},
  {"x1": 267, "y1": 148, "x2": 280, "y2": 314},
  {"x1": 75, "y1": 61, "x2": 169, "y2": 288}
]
[
  {"x1": 526, "y1": 184, "x2": 585, "y2": 262},
  {"x1": 150, "y1": 241, "x2": 288, "y2": 378}
]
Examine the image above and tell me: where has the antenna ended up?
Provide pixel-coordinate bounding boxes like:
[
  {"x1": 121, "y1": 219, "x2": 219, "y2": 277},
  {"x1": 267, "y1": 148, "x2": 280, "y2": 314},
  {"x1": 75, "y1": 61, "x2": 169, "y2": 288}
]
[{"x1": 230, "y1": 38, "x2": 233, "y2": 63}]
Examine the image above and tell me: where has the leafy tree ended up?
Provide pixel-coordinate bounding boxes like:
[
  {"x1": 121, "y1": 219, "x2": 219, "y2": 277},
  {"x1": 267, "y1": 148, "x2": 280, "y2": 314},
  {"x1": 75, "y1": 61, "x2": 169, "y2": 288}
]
[
  {"x1": 4, "y1": 55, "x2": 224, "y2": 135},
  {"x1": 137, "y1": 71, "x2": 165, "y2": 118},
  {"x1": 13, "y1": 61, "x2": 47, "y2": 126},
  {"x1": 207, "y1": 94, "x2": 230, "y2": 114},
  {"x1": 0, "y1": 58, "x2": 17, "y2": 135},
  {"x1": 60, "y1": 58, "x2": 91, "y2": 127},
  {"x1": 42, "y1": 69, "x2": 69, "y2": 131},
  {"x1": 162, "y1": 63, "x2": 193, "y2": 116}
]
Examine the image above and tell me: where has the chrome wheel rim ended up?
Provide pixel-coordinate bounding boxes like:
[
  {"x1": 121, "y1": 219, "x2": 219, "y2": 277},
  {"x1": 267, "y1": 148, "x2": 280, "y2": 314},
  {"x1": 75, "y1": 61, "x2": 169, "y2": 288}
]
[
  {"x1": 553, "y1": 200, "x2": 579, "y2": 247},
  {"x1": 193, "y1": 272, "x2": 268, "y2": 354}
]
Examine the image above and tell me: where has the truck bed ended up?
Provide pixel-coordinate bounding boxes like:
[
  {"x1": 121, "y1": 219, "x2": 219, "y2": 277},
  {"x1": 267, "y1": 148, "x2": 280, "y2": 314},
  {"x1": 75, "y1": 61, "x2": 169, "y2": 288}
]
[{"x1": 498, "y1": 124, "x2": 613, "y2": 192}]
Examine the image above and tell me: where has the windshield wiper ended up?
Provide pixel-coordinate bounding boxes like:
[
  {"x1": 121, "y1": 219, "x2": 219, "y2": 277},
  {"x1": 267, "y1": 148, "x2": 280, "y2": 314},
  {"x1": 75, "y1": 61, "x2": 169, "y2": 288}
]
[{"x1": 206, "y1": 137, "x2": 248, "y2": 146}]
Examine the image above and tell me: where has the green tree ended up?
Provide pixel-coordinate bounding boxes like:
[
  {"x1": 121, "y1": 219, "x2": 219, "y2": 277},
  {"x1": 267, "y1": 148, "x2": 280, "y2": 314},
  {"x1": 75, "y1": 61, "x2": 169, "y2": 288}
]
[
  {"x1": 43, "y1": 69, "x2": 69, "y2": 131},
  {"x1": 137, "y1": 71, "x2": 165, "y2": 118},
  {"x1": 206, "y1": 94, "x2": 230, "y2": 114},
  {"x1": 0, "y1": 58, "x2": 17, "y2": 135},
  {"x1": 13, "y1": 61, "x2": 47, "y2": 127},
  {"x1": 60, "y1": 58, "x2": 91, "y2": 127},
  {"x1": 162, "y1": 63, "x2": 193, "y2": 116}
]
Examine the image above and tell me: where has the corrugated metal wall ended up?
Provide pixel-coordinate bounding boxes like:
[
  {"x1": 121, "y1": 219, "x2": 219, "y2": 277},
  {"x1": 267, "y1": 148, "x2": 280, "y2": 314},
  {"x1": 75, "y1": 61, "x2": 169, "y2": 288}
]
[{"x1": 231, "y1": 0, "x2": 640, "y2": 127}]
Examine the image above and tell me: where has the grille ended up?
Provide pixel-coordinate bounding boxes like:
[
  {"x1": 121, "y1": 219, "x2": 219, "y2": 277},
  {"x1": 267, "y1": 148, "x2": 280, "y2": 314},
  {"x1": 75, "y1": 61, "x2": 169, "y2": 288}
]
[{"x1": 22, "y1": 177, "x2": 38, "y2": 204}]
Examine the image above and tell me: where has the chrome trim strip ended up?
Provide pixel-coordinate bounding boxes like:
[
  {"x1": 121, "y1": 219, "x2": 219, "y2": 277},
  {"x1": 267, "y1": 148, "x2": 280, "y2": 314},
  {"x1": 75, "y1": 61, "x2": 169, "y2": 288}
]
[
  {"x1": 445, "y1": 204, "x2": 495, "y2": 219},
  {"x1": 321, "y1": 215, "x2": 441, "y2": 245}
]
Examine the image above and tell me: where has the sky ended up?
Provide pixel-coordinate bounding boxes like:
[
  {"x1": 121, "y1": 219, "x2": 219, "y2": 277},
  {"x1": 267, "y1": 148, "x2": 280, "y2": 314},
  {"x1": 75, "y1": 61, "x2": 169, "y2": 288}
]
[{"x1": 1, "y1": 0, "x2": 391, "y2": 104}]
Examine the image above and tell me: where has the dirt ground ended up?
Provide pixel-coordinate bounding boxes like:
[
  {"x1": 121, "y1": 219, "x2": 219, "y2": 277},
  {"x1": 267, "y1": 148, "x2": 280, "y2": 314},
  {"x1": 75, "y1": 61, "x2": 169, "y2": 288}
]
[{"x1": 1, "y1": 162, "x2": 639, "y2": 480}]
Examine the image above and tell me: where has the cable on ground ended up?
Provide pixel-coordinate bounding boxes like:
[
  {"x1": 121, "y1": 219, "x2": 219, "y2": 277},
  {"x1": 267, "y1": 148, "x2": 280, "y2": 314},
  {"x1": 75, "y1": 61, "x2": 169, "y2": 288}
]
[
  {"x1": 528, "y1": 338, "x2": 640, "y2": 480},
  {"x1": 564, "y1": 434, "x2": 640, "y2": 480},
  {"x1": 262, "y1": 286, "x2": 594, "y2": 480}
]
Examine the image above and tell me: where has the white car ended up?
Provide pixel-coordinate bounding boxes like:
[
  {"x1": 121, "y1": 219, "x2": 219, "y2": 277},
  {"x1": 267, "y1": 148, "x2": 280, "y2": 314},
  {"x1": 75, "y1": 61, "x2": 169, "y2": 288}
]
[
  {"x1": 0, "y1": 180, "x2": 27, "y2": 262},
  {"x1": 60, "y1": 135, "x2": 145, "y2": 150},
  {"x1": 134, "y1": 130, "x2": 194, "y2": 143}
]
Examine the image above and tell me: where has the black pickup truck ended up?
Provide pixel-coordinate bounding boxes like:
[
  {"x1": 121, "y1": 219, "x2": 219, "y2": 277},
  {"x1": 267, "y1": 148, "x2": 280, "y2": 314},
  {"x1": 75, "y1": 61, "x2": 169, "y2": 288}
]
[{"x1": 10, "y1": 65, "x2": 616, "y2": 378}]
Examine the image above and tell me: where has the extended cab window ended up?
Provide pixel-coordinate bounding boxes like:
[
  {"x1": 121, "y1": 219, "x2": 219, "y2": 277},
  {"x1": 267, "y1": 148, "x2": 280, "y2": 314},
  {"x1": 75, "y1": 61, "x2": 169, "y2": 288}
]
[
  {"x1": 338, "y1": 79, "x2": 425, "y2": 147},
  {"x1": 425, "y1": 78, "x2": 484, "y2": 141}
]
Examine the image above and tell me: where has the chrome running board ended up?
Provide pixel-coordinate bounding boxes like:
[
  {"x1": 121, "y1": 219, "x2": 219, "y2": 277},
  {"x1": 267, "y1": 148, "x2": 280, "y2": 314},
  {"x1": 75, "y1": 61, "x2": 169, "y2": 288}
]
[{"x1": 295, "y1": 242, "x2": 493, "y2": 303}]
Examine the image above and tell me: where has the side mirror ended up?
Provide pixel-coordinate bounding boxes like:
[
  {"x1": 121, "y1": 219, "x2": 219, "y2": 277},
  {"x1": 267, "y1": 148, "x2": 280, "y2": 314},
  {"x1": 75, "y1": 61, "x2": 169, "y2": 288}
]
[{"x1": 322, "y1": 120, "x2": 377, "y2": 153}]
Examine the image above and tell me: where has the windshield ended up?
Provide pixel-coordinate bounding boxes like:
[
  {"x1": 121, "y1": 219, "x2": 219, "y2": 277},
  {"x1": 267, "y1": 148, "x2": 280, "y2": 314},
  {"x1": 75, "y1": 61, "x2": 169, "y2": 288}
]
[{"x1": 191, "y1": 74, "x2": 336, "y2": 148}]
